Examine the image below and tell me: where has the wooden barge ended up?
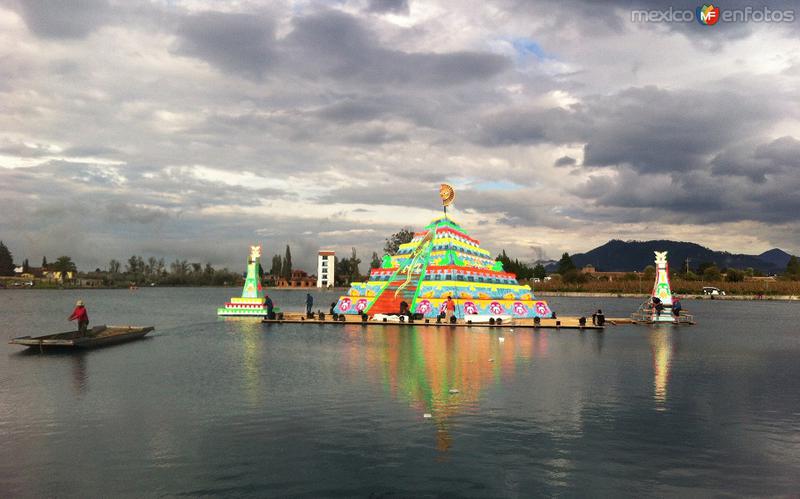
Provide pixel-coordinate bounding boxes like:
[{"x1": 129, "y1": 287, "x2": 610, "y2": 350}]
[{"x1": 9, "y1": 325, "x2": 155, "y2": 350}]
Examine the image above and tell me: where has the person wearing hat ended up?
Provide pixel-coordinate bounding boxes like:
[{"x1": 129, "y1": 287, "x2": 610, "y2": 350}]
[{"x1": 68, "y1": 300, "x2": 90, "y2": 336}]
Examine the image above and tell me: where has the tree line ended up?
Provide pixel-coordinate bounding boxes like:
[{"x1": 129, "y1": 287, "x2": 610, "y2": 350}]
[{"x1": 4, "y1": 235, "x2": 800, "y2": 287}]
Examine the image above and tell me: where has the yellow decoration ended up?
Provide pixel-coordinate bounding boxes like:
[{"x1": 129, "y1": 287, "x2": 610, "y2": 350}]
[
  {"x1": 460, "y1": 292, "x2": 473, "y2": 299},
  {"x1": 504, "y1": 293, "x2": 515, "y2": 300},
  {"x1": 478, "y1": 292, "x2": 491, "y2": 299},
  {"x1": 366, "y1": 289, "x2": 376, "y2": 296},
  {"x1": 439, "y1": 183, "x2": 455, "y2": 206},
  {"x1": 349, "y1": 289, "x2": 360, "y2": 296}
]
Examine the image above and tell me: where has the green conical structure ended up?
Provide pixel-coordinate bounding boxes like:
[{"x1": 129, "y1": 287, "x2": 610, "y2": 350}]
[{"x1": 218, "y1": 245, "x2": 270, "y2": 316}]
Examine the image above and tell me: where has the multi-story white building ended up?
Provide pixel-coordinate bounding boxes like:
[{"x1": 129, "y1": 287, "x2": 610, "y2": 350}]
[{"x1": 317, "y1": 250, "x2": 335, "y2": 288}]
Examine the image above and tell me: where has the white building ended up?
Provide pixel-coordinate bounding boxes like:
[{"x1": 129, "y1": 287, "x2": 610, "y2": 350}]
[{"x1": 317, "y1": 250, "x2": 335, "y2": 288}]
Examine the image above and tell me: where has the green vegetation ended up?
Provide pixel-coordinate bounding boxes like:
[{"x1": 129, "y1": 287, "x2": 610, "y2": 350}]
[
  {"x1": 496, "y1": 249, "x2": 535, "y2": 280},
  {"x1": 0, "y1": 241, "x2": 14, "y2": 276},
  {"x1": 282, "y1": 245, "x2": 293, "y2": 279},
  {"x1": 787, "y1": 255, "x2": 800, "y2": 280},
  {"x1": 556, "y1": 252, "x2": 576, "y2": 275},
  {"x1": 335, "y1": 247, "x2": 362, "y2": 286},
  {"x1": 370, "y1": 251, "x2": 381, "y2": 271},
  {"x1": 384, "y1": 227, "x2": 414, "y2": 255}
]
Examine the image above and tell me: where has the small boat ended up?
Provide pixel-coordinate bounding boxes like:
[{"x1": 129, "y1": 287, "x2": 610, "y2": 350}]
[{"x1": 9, "y1": 325, "x2": 155, "y2": 350}]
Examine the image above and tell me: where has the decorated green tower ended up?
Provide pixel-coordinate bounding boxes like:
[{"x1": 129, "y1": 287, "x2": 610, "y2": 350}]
[
  {"x1": 650, "y1": 250, "x2": 675, "y2": 322},
  {"x1": 217, "y1": 245, "x2": 270, "y2": 316}
]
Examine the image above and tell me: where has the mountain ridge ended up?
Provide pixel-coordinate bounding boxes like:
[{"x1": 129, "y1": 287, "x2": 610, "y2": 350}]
[{"x1": 544, "y1": 240, "x2": 793, "y2": 274}]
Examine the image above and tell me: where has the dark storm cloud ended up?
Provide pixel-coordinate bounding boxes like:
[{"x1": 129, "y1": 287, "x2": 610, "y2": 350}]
[
  {"x1": 573, "y1": 150, "x2": 800, "y2": 225},
  {"x1": 366, "y1": 0, "x2": 410, "y2": 15},
  {"x1": 554, "y1": 156, "x2": 576, "y2": 167},
  {"x1": 476, "y1": 85, "x2": 776, "y2": 173},
  {"x1": 174, "y1": 11, "x2": 277, "y2": 80},
  {"x1": 711, "y1": 136, "x2": 800, "y2": 183},
  {"x1": 284, "y1": 10, "x2": 510, "y2": 87},
  {"x1": 314, "y1": 99, "x2": 389, "y2": 124},
  {"x1": 580, "y1": 86, "x2": 773, "y2": 172},
  {"x1": 7, "y1": 0, "x2": 110, "y2": 39},
  {"x1": 105, "y1": 202, "x2": 170, "y2": 225},
  {"x1": 345, "y1": 127, "x2": 409, "y2": 144},
  {"x1": 171, "y1": 9, "x2": 508, "y2": 85},
  {"x1": 474, "y1": 106, "x2": 582, "y2": 147}
]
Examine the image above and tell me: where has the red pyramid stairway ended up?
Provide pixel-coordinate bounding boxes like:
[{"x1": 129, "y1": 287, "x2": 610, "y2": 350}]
[{"x1": 367, "y1": 276, "x2": 421, "y2": 315}]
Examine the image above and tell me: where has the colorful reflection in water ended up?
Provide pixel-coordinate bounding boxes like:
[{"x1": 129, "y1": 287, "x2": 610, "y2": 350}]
[
  {"x1": 649, "y1": 329, "x2": 675, "y2": 411},
  {"x1": 355, "y1": 326, "x2": 550, "y2": 452},
  {"x1": 225, "y1": 318, "x2": 265, "y2": 406}
]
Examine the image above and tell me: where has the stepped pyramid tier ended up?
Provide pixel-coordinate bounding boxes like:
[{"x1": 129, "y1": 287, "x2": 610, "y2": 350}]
[
  {"x1": 217, "y1": 245, "x2": 270, "y2": 317},
  {"x1": 333, "y1": 216, "x2": 552, "y2": 319}
]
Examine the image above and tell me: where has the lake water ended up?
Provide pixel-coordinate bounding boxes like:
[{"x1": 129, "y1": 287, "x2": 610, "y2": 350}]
[{"x1": 1, "y1": 288, "x2": 798, "y2": 497}]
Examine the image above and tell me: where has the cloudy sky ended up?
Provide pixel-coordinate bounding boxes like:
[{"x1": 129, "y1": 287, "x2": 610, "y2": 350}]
[{"x1": 1, "y1": 0, "x2": 799, "y2": 273}]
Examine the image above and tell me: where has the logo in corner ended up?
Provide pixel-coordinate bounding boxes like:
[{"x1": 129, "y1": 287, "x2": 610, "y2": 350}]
[{"x1": 696, "y1": 4, "x2": 720, "y2": 25}]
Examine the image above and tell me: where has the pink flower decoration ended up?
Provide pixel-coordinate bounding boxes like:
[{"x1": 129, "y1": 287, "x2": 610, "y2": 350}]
[
  {"x1": 416, "y1": 299, "x2": 432, "y2": 314},
  {"x1": 513, "y1": 302, "x2": 528, "y2": 315},
  {"x1": 463, "y1": 301, "x2": 478, "y2": 315},
  {"x1": 489, "y1": 301, "x2": 504, "y2": 315},
  {"x1": 356, "y1": 299, "x2": 368, "y2": 312},
  {"x1": 339, "y1": 298, "x2": 351, "y2": 312},
  {"x1": 535, "y1": 301, "x2": 550, "y2": 316}
]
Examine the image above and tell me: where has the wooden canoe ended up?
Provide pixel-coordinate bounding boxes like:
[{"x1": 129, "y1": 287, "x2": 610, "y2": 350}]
[{"x1": 9, "y1": 325, "x2": 155, "y2": 349}]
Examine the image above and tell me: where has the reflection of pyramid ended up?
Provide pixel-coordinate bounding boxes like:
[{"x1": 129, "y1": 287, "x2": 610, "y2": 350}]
[
  {"x1": 359, "y1": 326, "x2": 550, "y2": 452},
  {"x1": 217, "y1": 246, "x2": 269, "y2": 316},
  {"x1": 334, "y1": 217, "x2": 552, "y2": 319}
]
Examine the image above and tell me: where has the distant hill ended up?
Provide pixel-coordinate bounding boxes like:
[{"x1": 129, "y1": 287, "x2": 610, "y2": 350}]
[
  {"x1": 757, "y1": 249, "x2": 793, "y2": 269},
  {"x1": 550, "y1": 240, "x2": 792, "y2": 274}
]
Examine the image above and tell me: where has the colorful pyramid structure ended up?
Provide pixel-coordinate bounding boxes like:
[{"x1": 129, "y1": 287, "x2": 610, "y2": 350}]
[
  {"x1": 217, "y1": 245, "x2": 270, "y2": 317},
  {"x1": 333, "y1": 213, "x2": 552, "y2": 320}
]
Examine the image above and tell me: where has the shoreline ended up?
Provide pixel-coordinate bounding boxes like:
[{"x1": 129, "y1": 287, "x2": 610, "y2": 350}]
[
  {"x1": 2, "y1": 286, "x2": 797, "y2": 301},
  {"x1": 535, "y1": 291, "x2": 800, "y2": 301}
]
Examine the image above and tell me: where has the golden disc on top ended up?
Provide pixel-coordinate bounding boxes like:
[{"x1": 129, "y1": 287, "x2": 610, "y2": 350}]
[{"x1": 439, "y1": 183, "x2": 455, "y2": 206}]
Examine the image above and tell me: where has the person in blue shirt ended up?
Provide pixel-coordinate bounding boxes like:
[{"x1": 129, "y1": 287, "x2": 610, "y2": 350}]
[
  {"x1": 265, "y1": 295, "x2": 275, "y2": 320},
  {"x1": 306, "y1": 293, "x2": 313, "y2": 317}
]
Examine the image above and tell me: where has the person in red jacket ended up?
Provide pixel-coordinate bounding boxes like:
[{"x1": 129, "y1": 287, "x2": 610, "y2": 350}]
[{"x1": 68, "y1": 300, "x2": 90, "y2": 336}]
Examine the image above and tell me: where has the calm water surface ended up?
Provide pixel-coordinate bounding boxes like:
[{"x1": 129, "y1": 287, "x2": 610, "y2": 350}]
[{"x1": 1, "y1": 288, "x2": 799, "y2": 497}]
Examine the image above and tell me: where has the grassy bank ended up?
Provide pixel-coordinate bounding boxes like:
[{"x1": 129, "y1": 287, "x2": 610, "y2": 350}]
[{"x1": 532, "y1": 278, "x2": 800, "y2": 297}]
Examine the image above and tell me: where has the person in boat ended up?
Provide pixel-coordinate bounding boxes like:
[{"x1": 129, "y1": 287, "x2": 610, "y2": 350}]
[
  {"x1": 399, "y1": 300, "x2": 410, "y2": 318},
  {"x1": 445, "y1": 296, "x2": 456, "y2": 321},
  {"x1": 595, "y1": 309, "x2": 605, "y2": 326},
  {"x1": 305, "y1": 293, "x2": 314, "y2": 317},
  {"x1": 591, "y1": 311, "x2": 597, "y2": 326},
  {"x1": 68, "y1": 300, "x2": 90, "y2": 336},
  {"x1": 329, "y1": 302, "x2": 336, "y2": 315},
  {"x1": 672, "y1": 297, "x2": 682, "y2": 317},
  {"x1": 265, "y1": 295, "x2": 275, "y2": 320}
]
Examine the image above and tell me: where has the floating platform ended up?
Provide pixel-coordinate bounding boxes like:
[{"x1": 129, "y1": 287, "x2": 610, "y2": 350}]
[{"x1": 262, "y1": 313, "x2": 605, "y2": 330}]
